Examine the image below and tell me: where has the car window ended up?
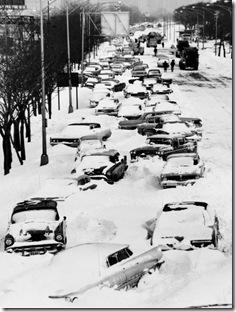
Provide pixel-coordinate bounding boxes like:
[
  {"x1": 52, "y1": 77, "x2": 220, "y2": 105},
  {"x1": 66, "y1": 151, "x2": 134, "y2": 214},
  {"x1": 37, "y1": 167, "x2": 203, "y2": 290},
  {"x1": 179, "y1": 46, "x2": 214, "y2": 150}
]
[{"x1": 106, "y1": 247, "x2": 133, "y2": 267}]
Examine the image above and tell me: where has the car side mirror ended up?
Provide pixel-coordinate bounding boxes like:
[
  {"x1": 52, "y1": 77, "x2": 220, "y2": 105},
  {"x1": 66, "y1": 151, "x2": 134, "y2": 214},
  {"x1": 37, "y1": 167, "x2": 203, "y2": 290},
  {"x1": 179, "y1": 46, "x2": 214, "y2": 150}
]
[{"x1": 63, "y1": 216, "x2": 67, "y2": 221}]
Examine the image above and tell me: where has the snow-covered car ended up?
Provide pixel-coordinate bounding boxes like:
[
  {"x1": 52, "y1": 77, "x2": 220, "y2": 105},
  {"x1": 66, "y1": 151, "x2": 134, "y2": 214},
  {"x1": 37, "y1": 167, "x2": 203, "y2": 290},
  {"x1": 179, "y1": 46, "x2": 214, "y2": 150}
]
[
  {"x1": 160, "y1": 121, "x2": 202, "y2": 140},
  {"x1": 110, "y1": 63, "x2": 125, "y2": 75},
  {"x1": 50, "y1": 123, "x2": 112, "y2": 147},
  {"x1": 83, "y1": 66, "x2": 101, "y2": 77},
  {"x1": 137, "y1": 115, "x2": 181, "y2": 135},
  {"x1": 99, "y1": 61, "x2": 110, "y2": 69},
  {"x1": 95, "y1": 98, "x2": 120, "y2": 116},
  {"x1": 124, "y1": 81, "x2": 149, "y2": 100},
  {"x1": 84, "y1": 77, "x2": 101, "y2": 89},
  {"x1": 153, "y1": 102, "x2": 181, "y2": 115},
  {"x1": 118, "y1": 110, "x2": 171, "y2": 130},
  {"x1": 4, "y1": 199, "x2": 67, "y2": 255},
  {"x1": 48, "y1": 243, "x2": 163, "y2": 301},
  {"x1": 152, "y1": 84, "x2": 173, "y2": 94},
  {"x1": 131, "y1": 65, "x2": 148, "y2": 78},
  {"x1": 157, "y1": 55, "x2": 170, "y2": 67},
  {"x1": 139, "y1": 121, "x2": 201, "y2": 139},
  {"x1": 75, "y1": 138, "x2": 106, "y2": 160},
  {"x1": 160, "y1": 153, "x2": 205, "y2": 188},
  {"x1": 89, "y1": 89, "x2": 112, "y2": 108},
  {"x1": 98, "y1": 70, "x2": 115, "y2": 80},
  {"x1": 118, "y1": 105, "x2": 143, "y2": 120},
  {"x1": 142, "y1": 77, "x2": 158, "y2": 90},
  {"x1": 152, "y1": 201, "x2": 220, "y2": 250},
  {"x1": 147, "y1": 68, "x2": 162, "y2": 79},
  {"x1": 75, "y1": 149, "x2": 128, "y2": 184},
  {"x1": 130, "y1": 134, "x2": 197, "y2": 161},
  {"x1": 146, "y1": 95, "x2": 170, "y2": 107}
]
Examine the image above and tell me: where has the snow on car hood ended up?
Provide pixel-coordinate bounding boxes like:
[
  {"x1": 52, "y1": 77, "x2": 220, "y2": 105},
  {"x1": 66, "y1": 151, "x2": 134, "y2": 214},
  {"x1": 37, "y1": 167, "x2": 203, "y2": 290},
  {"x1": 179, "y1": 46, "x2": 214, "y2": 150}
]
[
  {"x1": 8, "y1": 221, "x2": 60, "y2": 240},
  {"x1": 90, "y1": 92, "x2": 108, "y2": 102},
  {"x1": 126, "y1": 84, "x2": 147, "y2": 94},
  {"x1": 76, "y1": 155, "x2": 111, "y2": 174},
  {"x1": 157, "y1": 208, "x2": 212, "y2": 240},
  {"x1": 162, "y1": 161, "x2": 200, "y2": 176},
  {"x1": 118, "y1": 106, "x2": 142, "y2": 117},
  {"x1": 96, "y1": 100, "x2": 118, "y2": 109},
  {"x1": 121, "y1": 97, "x2": 144, "y2": 106},
  {"x1": 57, "y1": 126, "x2": 98, "y2": 138},
  {"x1": 162, "y1": 123, "x2": 192, "y2": 135}
]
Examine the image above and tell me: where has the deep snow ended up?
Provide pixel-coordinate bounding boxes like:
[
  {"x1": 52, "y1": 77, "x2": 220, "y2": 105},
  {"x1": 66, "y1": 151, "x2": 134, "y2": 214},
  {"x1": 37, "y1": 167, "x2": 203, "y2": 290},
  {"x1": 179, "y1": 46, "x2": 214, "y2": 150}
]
[{"x1": 0, "y1": 24, "x2": 232, "y2": 308}]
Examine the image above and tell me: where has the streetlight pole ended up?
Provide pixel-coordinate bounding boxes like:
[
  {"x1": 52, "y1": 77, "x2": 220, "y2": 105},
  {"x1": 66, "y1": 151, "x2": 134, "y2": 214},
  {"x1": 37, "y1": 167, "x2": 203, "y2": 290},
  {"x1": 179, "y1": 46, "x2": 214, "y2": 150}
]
[
  {"x1": 196, "y1": 12, "x2": 199, "y2": 48},
  {"x1": 66, "y1": 5, "x2": 73, "y2": 114},
  {"x1": 215, "y1": 11, "x2": 219, "y2": 55},
  {"x1": 81, "y1": 7, "x2": 85, "y2": 87},
  {"x1": 40, "y1": 0, "x2": 49, "y2": 166}
]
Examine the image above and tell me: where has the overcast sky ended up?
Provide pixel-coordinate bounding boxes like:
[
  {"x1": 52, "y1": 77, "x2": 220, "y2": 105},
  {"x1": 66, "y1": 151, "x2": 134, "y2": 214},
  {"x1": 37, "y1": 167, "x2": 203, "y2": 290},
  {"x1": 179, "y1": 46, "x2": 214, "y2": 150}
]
[
  {"x1": 25, "y1": 0, "x2": 210, "y2": 14},
  {"x1": 123, "y1": 0, "x2": 210, "y2": 14}
]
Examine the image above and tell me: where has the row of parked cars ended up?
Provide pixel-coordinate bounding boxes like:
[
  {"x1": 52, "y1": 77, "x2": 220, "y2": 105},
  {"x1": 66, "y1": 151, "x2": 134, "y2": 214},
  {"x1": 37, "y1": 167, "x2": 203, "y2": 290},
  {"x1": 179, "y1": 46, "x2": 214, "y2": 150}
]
[{"x1": 3, "y1": 33, "x2": 221, "y2": 302}]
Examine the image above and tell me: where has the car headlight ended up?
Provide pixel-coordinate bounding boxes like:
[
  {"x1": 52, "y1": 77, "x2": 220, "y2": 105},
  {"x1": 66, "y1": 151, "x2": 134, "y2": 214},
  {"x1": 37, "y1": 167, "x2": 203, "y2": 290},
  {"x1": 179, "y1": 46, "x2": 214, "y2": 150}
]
[
  {"x1": 55, "y1": 234, "x2": 63, "y2": 242},
  {"x1": 5, "y1": 234, "x2": 14, "y2": 248}
]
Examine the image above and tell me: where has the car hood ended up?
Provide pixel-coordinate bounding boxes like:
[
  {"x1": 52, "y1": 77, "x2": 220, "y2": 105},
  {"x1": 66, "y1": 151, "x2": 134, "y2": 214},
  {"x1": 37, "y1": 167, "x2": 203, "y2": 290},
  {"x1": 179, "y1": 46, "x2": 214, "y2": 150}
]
[
  {"x1": 8, "y1": 221, "x2": 60, "y2": 239},
  {"x1": 162, "y1": 165, "x2": 200, "y2": 176},
  {"x1": 119, "y1": 119, "x2": 142, "y2": 126},
  {"x1": 157, "y1": 211, "x2": 212, "y2": 241},
  {"x1": 118, "y1": 106, "x2": 142, "y2": 116}
]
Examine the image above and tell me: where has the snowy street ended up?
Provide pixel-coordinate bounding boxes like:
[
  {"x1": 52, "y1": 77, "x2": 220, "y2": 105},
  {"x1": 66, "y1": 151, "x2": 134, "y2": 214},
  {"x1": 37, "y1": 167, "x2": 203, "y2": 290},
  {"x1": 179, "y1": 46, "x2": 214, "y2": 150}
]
[{"x1": 0, "y1": 21, "x2": 232, "y2": 308}]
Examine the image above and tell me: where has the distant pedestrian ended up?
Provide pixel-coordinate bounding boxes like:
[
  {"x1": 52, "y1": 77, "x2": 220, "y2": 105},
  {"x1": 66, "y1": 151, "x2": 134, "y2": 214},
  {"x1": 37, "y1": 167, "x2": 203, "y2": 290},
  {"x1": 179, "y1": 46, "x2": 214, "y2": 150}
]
[
  {"x1": 163, "y1": 60, "x2": 169, "y2": 72},
  {"x1": 154, "y1": 46, "x2": 157, "y2": 56},
  {"x1": 170, "y1": 59, "x2": 175, "y2": 72},
  {"x1": 162, "y1": 41, "x2": 164, "y2": 48}
]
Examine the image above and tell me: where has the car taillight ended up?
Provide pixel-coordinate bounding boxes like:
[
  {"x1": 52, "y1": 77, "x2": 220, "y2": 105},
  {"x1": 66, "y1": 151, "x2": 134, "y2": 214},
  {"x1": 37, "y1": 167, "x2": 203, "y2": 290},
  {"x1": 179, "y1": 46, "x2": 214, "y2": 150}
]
[{"x1": 4, "y1": 234, "x2": 14, "y2": 248}]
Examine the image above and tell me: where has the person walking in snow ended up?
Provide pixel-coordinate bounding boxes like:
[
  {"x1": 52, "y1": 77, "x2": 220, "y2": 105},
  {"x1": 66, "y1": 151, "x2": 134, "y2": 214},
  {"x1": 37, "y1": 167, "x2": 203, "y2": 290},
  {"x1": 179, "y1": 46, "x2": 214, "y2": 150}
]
[
  {"x1": 162, "y1": 41, "x2": 165, "y2": 48},
  {"x1": 154, "y1": 46, "x2": 157, "y2": 56},
  {"x1": 163, "y1": 60, "x2": 169, "y2": 72},
  {"x1": 170, "y1": 59, "x2": 175, "y2": 72}
]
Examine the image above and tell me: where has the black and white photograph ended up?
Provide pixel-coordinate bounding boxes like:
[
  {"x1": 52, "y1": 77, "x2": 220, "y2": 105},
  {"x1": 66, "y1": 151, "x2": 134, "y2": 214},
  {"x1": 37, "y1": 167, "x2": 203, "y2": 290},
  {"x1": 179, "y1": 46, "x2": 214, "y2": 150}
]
[{"x1": 0, "y1": 0, "x2": 233, "y2": 308}]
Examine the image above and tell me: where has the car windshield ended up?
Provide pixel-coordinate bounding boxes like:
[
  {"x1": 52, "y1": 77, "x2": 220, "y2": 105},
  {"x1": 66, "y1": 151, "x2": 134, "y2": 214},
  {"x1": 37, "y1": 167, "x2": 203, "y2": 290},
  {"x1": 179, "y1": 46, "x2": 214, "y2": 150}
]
[
  {"x1": 168, "y1": 156, "x2": 194, "y2": 166},
  {"x1": 149, "y1": 138, "x2": 171, "y2": 145},
  {"x1": 12, "y1": 209, "x2": 57, "y2": 223}
]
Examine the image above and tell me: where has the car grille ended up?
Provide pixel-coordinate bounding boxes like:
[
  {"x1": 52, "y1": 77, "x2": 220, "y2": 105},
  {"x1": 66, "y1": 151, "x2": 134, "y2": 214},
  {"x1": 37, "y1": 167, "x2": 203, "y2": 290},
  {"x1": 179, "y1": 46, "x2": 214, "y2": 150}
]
[
  {"x1": 97, "y1": 109, "x2": 115, "y2": 113},
  {"x1": 166, "y1": 174, "x2": 198, "y2": 181}
]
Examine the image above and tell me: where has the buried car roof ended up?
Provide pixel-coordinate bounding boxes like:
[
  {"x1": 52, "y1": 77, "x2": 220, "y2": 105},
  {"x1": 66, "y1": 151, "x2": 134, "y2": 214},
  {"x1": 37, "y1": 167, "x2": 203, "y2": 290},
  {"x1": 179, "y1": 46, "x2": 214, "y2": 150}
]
[
  {"x1": 13, "y1": 199, "x2": 58, "y2": 214},
  {"x1": 83, "y1": 149, "x2": 119, "y2": 157},
  {"x1": 68, "y1": 122, "x2": 100, "y2": 127},
  {"x1": 163, "y1": 201, "x2": 208, "y2": 211}
]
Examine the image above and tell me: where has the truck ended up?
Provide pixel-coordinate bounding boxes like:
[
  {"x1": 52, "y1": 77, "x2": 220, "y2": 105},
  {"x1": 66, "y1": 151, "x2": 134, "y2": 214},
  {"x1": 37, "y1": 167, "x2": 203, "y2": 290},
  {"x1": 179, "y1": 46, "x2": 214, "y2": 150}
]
[
  {"x1": 176, "y1": 39, "x2": 190, "y2": 57},
  {"x1": 179, "y1": 47, "x2": 199, "y2": 70},
  {"x1": 146, "y1": 32, "x2": 163, "y2": 48}
]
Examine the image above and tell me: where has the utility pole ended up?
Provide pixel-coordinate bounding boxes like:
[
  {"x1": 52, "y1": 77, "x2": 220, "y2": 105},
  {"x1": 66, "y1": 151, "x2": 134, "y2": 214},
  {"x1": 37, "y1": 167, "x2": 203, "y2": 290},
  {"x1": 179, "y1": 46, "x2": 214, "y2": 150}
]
[
  {"x1": 196, "y1": 12, "x2": 199, "y2": 49},
  {"x1": 40, "y1": 0, "x2": 49, "y2": 166},
  {"x1": 88, "y1": 13, "x2": 91, "y2": 63},
  {"x1": 81, "y1": 8, "x2": 85, "y2": 87},
  {"x1": 215, "y1": 11, "x2": 219, "y2": 56},
  {"x1": 202, "y1": 10, "x2": 205, "y2": 49},
  {"x1": 66, "y1": 5, "x2": 73, "y2": 113}
]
